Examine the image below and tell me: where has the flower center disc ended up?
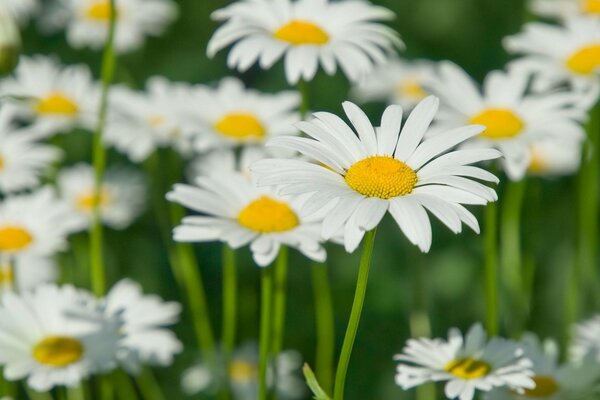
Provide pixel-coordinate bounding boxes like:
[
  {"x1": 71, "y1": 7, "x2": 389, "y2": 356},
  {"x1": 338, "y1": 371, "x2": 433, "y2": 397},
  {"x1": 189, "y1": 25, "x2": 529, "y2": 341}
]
[
  {"x1": 238, "y1": 196, "x2": 299, "y2": 233},
  {"x1": 0, "y1": 226, "x2": 33, "y2": 252},
  {"x1": 398, "y1": 80, "x2": 427, "y2": 100},
  {"x1": 147, "y1": 115, "x2": 166, "y2": 128},
  {"x1": 36, "y1": 93, "x2": 79, "y2": 116},
  {"x1": 214, "y1": 113, "x2": 266, "y2": 140},
  {"x1": 345, "y1": 156, "x2": 418, "y2": 199},
  {"x1": 566, "y1": 44, "x2": 600, "y2": 75},
  {"x1": 0, "y1": 267, "x2": 13, "y2": 285},
  {"x1": 470, "y1": 108, "x2": 524, "y2": 139},
  {"x1": 229, "y1": 361, "x2": 258, "y2": 383},
  {"x1": 33, "y1": 336, "x2": 84, "y2": 367},
  {"x1": 444, "y1": 358, "x2": 491, "y2": 380},
  {"x1": 76, "y1": 189, "x2": 111, "y2": 211},
  {"x1": 86, "y1": 1, "x2": 117, "y2": 21},
  {"x1": 583, "y1": 0, "x2": 600, "y2": 14},
  {"x1": 274, "y1": 20, "x2": 329, "y2": 45},
  {"x1": 522, "y1": 375, "x2": 559, "y2": 397}
]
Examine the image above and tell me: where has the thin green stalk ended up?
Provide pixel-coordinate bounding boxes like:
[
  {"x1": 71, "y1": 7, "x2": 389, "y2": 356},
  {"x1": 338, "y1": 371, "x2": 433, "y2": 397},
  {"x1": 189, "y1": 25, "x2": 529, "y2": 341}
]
[
  {"x1": 90, "y1": 0, "x2": 117, "y2": 297},
  {"x1": 26, "y1": 389, "x2": 53, "y2": 400},
  {"x1": 222, "y1": 244, "x2": 237, "y2": 397},
  {"x1": 271, "y1": 246, "x2": 289, "y2": 358},
  {"x1": 259, "y1": 267, "x2": 274, "y2": 400},
  {"x1": 100, "y1": 375, "x2": 114, "y2": 400},
  {"x1": 112, "y1": 370, "x2": 138, "y2": 400},
  {"x1": 135, "y1": 368, "x2": 165, "y2": 400},
  {"x1": 311, "y1": 262, "x2": 335, "y2": 396},
  {"x1": 484, "y1": 201, "x2": 499, "y2": 336},
  {"x1": 66, "y1": 385, "x2": 86, "y2": 400},
  {"x1": 298, "y1": 80, "x2": 309, "y2": 118},
  {"x1": 333, "y1": 229, "x2": 377, "y2": 400}
]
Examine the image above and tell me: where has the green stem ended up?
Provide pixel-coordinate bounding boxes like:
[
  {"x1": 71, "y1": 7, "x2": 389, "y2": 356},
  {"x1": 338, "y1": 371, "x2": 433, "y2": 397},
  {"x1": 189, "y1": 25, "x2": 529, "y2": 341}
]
[
  {"x1": 135, "y1": 368, "x2": 165, "y2": 400},
  {"x1": 112, "y1": 370, "x2": 138, "y2": 400},
  {"x1": 484, "y1": 201, "x2": 499, "y2": 336},
  {"x1": 311, "y1": 262, "x2": 335, "y2": 396},
  {"x1": 271, "y1": 247, "x2": 289, "y2": 358},
  {"x1": 333, "y1": 229, "x2": 377, "y2": 400},
  {"x1": 26, "y1": 389, "x2": 54, "y2": 400},
  {"x1": 100, "y1": 375, "x2": 114, "y2": 400},
  {"x1": 298, "y1": 80, "x2": 309, "y2": 118},
  {"x1": 66, "y1": 385, "x2": 86, "y2": 400},
  {"x1": 259, "y1": 266, "x2": 274, "y2": 400},
  {"x1": 90, "y1": 0, "x2": 117, "y2": 297},
  {"x1": 222, "y1": 244, "x2": 237, "y2": 398}
]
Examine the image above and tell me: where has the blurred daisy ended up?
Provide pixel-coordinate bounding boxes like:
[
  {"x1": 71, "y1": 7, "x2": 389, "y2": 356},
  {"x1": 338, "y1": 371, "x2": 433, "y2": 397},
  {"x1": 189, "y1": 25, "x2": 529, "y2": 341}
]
[
  {"x1": 0, "y1": 3, "x2": 20, "y2": 76},
  {"x1": 167, "y1": 171, "x2": 327, "y2": 267},
  {"x1": 394, "y1": 324, "x2": 535, "y2": 400},
  {"x1": 43, "y1": 0, "x2": 177, "y2": 53},
  {"x1": 529, "y1": 0, "x2": 600, "y2": 20},
  {"x1": 0, "y1": 187, "x2": 77, "y2": 260},
  {"x1": 571, "y1": 315, "x2": 600, "y2": 362},
  {"x1": 0, "y1": 106, "x2": 62, "y2": 193},
  {"x1": 0, "y1": 56, "x2": 98, "y2": 137},
  {"x1": 0, "y1": 255, "x2": 58, "y2": 295},
  {"x1": 351, "y1": 58, "x2": 437, "y2": 109},
  {"x1": 57, "y1": 163, "x2": 146, "y2": 232},
  {"x1": 0, "y1": 284, "x2": 120, "y2": 391},
  {"x1": 208, "y1": 0, "x2": 402, "y2": 84},
  {"x1": 185, "y1": 77, "x2": 300, "y2": 153},
  {"x1": 252, "y1": 97, "x2": 501, "y2": 253},
  {"x1": 425, "y1": 63, "x2": 586, "y2": 181},
  {"x1": 0, "y1": 0, "x2": 39, "y2": 25},
  {"x1": 527, "y1": 137, "x2": 582, "y2": 177},
  {"x1": 104, "y1": 279, "x2": 182, "y2": 373}
]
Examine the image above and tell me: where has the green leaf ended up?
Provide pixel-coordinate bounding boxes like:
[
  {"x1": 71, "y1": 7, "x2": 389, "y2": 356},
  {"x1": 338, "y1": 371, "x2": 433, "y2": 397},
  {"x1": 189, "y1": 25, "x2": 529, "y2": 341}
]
[{"x1": 302, "y1": 363, "x2": 331, "y2": 400}]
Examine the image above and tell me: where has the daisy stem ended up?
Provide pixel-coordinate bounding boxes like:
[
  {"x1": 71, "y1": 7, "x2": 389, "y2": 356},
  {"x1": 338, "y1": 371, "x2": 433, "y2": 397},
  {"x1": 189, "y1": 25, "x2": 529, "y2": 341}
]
[
  {"x1": 333, "y1": 229, "x2": 377, "y2": 400},
  {"x1": 484, "y1": 200, "x2": 499, "y2": 337},
  {"x1": 222, "y1": 245, "x2": 237, "y2": 378},
  {"x1": 25, "y1": 389, "x2": 53, "y2": 400},
  {"x1": 259, "y1": 266, "x2": 274, "y2": 400},
  {"x1": 298, "y1": 79, "x2": 309, "y2": 117},
  {"x1": 66, "y1": 385, "x2": 86, "y2": 400},
  {"x1": 271, "y1": 246, "x2": 289, "y2": 360},
  {"x1": 90, "y1": 0, "x2": 117, "y2": 297},
  {"x1": 311, "y1": 262, "x2": 335, "y2": 396},
  {"x1": 135, "y1": 368, "x2": 165, "y2": 400},
  {"x1": 112, "y1": 370, "x2": 138, "y2": 400}
]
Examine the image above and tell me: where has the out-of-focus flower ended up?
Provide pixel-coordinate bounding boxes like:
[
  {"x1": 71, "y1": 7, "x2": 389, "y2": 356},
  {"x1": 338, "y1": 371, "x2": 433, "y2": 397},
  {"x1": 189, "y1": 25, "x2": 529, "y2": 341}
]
[
  {"x1": 0, "y1": 255, "x2": 58, "y2": 295},
  {"x1": 425, "y1": 62, "x2": 586, "y2": 181},
  {"x1": 395, "y1": 324, "x2": 535, "y2": 400},
  {"x1": 571, "y1": 315, "x2": 600, "y2": 363},
  {"x1": 0, "y1": 3, "x2": 19, "y2": 75},
  {"x1": 0, "y1": 284, "x2": 121, "y2": 391},
  {"x1": 187, "y1": 148, "x2": 268, "y2": 182},
  {"x1": 56, "y1": 163, "x2": 146, "y2": 232},
  {"x1": 0, "y1": 56, "x2": 99, "y2": 137},
  {"x1": 529, "y1": 0, "x2": 600, "y2": 20},
  {"x1": 252, "y1": 97, "x2": 501, "y2": 253},
  {"x1": 527, "y1": 137, "x2": 582, "y2": 177},
  {"x1": 207, "y1": 0, "x2": 402, "y2": 84},
  {"x1": 0, "y1": 0, "x2": 39, "y2": 26}
]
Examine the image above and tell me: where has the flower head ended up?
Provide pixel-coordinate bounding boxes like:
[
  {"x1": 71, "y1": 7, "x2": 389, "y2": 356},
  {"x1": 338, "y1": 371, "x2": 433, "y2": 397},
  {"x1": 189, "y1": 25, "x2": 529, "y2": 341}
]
[
  {"x1": 529, "y1": 0, "x2": 600, "y2": 20},
  {"x1": 527, "y1": 137, "x2": 582, "y2": 177}
]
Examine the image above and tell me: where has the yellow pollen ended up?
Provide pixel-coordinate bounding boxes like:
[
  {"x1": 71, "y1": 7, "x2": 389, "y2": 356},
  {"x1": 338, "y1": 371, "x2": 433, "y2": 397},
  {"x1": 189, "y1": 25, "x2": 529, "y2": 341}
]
[
  {"x1": 0, "y1": 226, "x2": 33, "y2": 252},
  {"x1": 238, "y1": 196, "x2": 299, "y2": 233},
  {"x1": 470, "y1": 108, "x2": 524, "y2": 139},
  {"x1": 36, "y1": 93, "x2": 79, "y2": 116},
  {"x1": 229, "y1": 360, "x2": 258, "y2": 383},
  {"x1": 33, "y1": 336, "x2": 84, "y2": 367},
  {"x1": 583, "y1": 0, "x2": 600, "y2": 14},
  {"x1": 398, "y1": 80, "x2": 427, "y2": 100},
  {"x1": 0, "y1": 267, "x2": 13, "y2": 285},
  {"x1": 522, "y1": 375, "x2": 559, "y2": 397},
  {"x1": 444, "y1": 358, "x2": 491, "y2": 380},
  {"x1": 86, "y1": 1, "x2": 117, "y2": 21},
  {"x1": 566, "y1": 44, "x2": 600, "y2": 75},
  {"x1": 274, "y1": 20, "x2": 329, "y2": 45},
  {"x1": 344, "y1": 156, "x2": 417, "y2": 199},
  {"x1": 214, "y1": 113, "x2": 266, "y2": 140},
  {"x1": 76, "y1": 189, "x2": 111, "y2": 211},
  {"x1": 147, "y1": 115, "x2": 166, "y2": 128}
]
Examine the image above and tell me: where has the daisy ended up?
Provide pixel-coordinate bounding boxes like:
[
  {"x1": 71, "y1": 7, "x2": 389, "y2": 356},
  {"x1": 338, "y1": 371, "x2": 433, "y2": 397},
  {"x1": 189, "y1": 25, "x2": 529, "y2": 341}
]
[
  {"x1": 56, "y1": 163, "x2": 146, "y2": 232},
  {"x1": 42, "y1": 0, "x2": 178, "y2": 53},
  {"x1": 0, "y1": 284, "x2": 121, "y2": 391},
  {"x1": 0, "y1": 56, "x2": 99, "y2": 137},
  {"x1": 351, "y1": 58, "x2": 437, "y2": 110},
  {"x1": 103, "y1": 279, "x2": 182, "y2": 373},
  {"x1": 527, "y1": 137, "x2": 582, "y2": 177},
  {"x1": 251, "y1": 97, "x2": 501, "y2": 253},
  {"x1": 166, "y1": 171, "x2": 327, "y2": 267},
  {"x1": 529, "y1": 0, "x2": 600, "y2": 20},
  {"x1": 0, "y1": 0, "x2": 39, "y2": 25},
  {"x1": 183, "y1": 77, "x2": 300, "y2": 154},
  {"x1": 0, "y1": 255, "x2": 58, "y2": 295},
  {"x1": 0, "y1": 4, "x2": 19, "y2": 76},
  {"x1": 571, "y1": 315, "x2": 600, "y2": 362},
  {"x1": 394, "y1": 324, "x2": 535, "y2": 400},
  {"x1": 0, "y1": 106, "x2": 62, "y2": 193},
  {"x1": 187, "y1": 148, "x2": 267, "y2": 181},
  {"x1": 424, "y1": 62, "x2": 586, "y2": 181},
  {"x1": 207, "y1": 0, "x2": 402, "y2": 84}
]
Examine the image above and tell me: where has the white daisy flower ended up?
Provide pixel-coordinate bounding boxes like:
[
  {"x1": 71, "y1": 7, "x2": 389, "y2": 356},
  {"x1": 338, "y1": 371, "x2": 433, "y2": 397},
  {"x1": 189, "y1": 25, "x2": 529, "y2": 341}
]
[
  {"x1": 527, "y1": 137, "x2": 582, "y2": 177},
  {"x1": 0, "y1": 0, "x2": 39, "y2": 25},
  {"x1": 207, "y1": 0, "x2": 402, "y2": 84},
  {"x1": 529, "y1": 0, "x2": 600, "y2": 20},
  {"x1": 167, "y1": 171, "x2": 327, "y2": 267},
  {"x1": 251, "y1": 97, "x2": 501, "y2": 253},
  {"x1": 0, "y1": 255, "x2": 58, "y2": 296},
  {"x1": 351, "y1": 58, "x2": 437, "y2": 109},
  {"x1": 0, "y1": 187, "x2": 78, "y2": 259},
  {"x1": 0, "y1": 284, "x2": 121, "y2": 391},
  {"x1": 394, "y1": 324, "x2": 535, "y2": 400},
  {"x1": 0, "y1": 56, "x2": 99, "y2": 137},
  {"x1": 56, "y1": 163, "x2": 146, "y2": 232},
  {"x1": 103, "y1": 279, "x2": 182, "y2": 373},
  {"x1": 424, "y1": 62, "x2": 586, "y2": 181},
  {"x1": 43, "y1": 0, "x2": 178, "y2": 53},
  {"x1": 184, "y1": 77, "x2": 300, "y2": 154},
  {"x1": 0, "y1": 106, "x2": 61, "y2": 193},
  {"x1": 0, "y1": 3, "x2": 19, "y2": 76},
  {"x1": 571, "y1": 315, "x2": 600, "y2": 363},
  {"x1": 504, "y1": 17, "x2": 600, "y2": 109}
]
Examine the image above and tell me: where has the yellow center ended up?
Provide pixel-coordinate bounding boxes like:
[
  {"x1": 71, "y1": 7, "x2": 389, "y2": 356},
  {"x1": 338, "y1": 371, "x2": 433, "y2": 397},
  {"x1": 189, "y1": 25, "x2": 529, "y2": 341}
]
[
  {"x1": 566, "y1": 44, "x2": 600, "y2": 75},
  {"x1": 470, "y1": 108, "x2": 524, "y2": 139},
  {"x1": 583, "y1": 0, "x2": 600, "y2": 14},
  {"x1": 33, "y1": 336, "x2": 84, "y2": 367},
  {"x1": 0, "y1": 226, "x2": 33, "y2": 252},
  {"x1": 274, "y1": 20, "x2": 329, "y2": 45},
  {"x1": 36, "y1": 93, "x2": 79, "y2": 116},
  {"x1": 344, "y1": 156, "x2": 418, "y2": 199},
  {"x1": 147, "y1": 115, "x2": 166, "y2": 128},
  {"x1": 76, "y1": 189, "x2": 111, "y2": 211},
  {"x1": 229, "y1": 361, "x2": 258, "y2": 383},
  {"x1": 86, "y1": 1, "x2": 117, "y2": 21},
  {"x1": 522, "y1": 375, "x2": 559, "y2": 397},
  {"x1": 238, "y1": 196, "x2": 299, "y2": 233},
  {"x1": 214, "y1": 113, "x2": 266, "y2": 140},
  {"x1": 444, "y1": 358, "x2": 492, "y2": 380},
  {"x1": 398, "y1": 80, "x2": 427, "y2": 100},
  {"x1": 528, "y1": 146, "x2": 548, "y2": 174},
  {"x1": 0, "y1": 267, "x2": 13, "y2": 285},
  {"x1": 0, "y1": 156, "x2": 4, "y2": 171}
]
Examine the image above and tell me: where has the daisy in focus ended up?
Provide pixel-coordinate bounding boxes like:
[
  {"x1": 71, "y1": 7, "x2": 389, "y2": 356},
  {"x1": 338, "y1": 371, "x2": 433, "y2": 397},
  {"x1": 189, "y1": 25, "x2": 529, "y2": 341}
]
[
  {"x1": 527, "y1": 137, "x2": 582, "y2": 177},
  {"x1": 425, "y1": 63, "x2": 586, "y2": 181},
  {"x1": 0, "y1": 56, "x2": 98, "y2": 137},
  {"x1": 0, "y1": 0, "x2": 39, "y2": 25},
  {"x1": 207, "y1": 0, "x2": 402, "y2": 84},
  {"x1": 0, "y1": 284, "x2": 120, "y2": 391},
  {"x1": 394, "y1": 324, "x2": 535, "y2": 400},
  {"x1": 529, "y1": 0, "x2": 600, "y2": 20},
  {"x1": 57, "y1": 163, "x2": 146, "y2": 232},
  {"x1": 252, "y1": 97, "x2": 501, "y2": 253}
]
